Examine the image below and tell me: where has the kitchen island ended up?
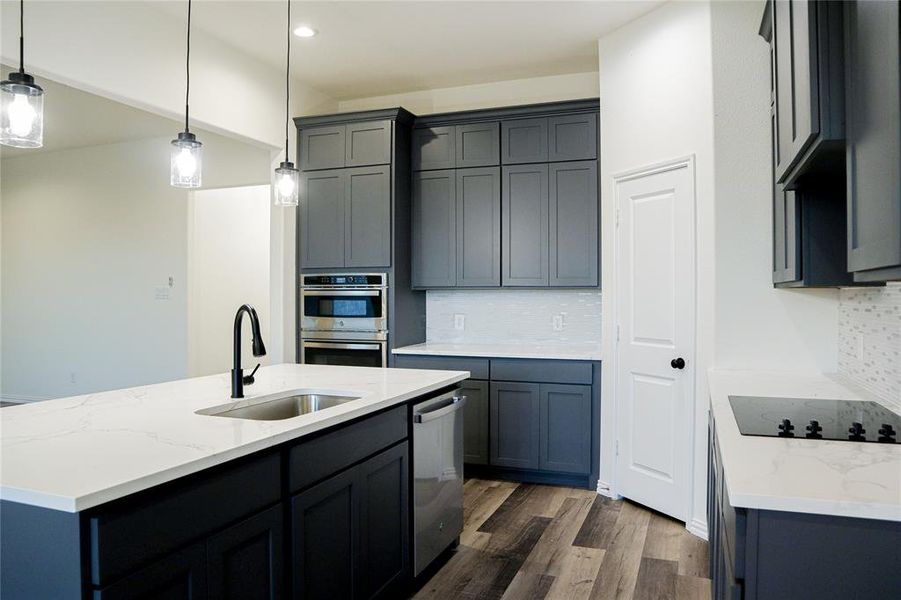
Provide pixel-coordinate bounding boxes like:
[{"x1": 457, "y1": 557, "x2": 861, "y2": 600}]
[{"x1": 0, "y1": 363, "x2": 467, "y2": 599}]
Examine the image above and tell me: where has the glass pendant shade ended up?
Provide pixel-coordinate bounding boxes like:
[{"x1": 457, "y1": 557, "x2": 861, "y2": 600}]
[
  {"x1": 170, "y1": 131, "x2": 202, "y2": 188},
  {"x1": 274, "y1": 161, "x2": 299, "y2": 206},
  {"x1": 0, "y1": 73, "x2": 43, "y2": 148}
]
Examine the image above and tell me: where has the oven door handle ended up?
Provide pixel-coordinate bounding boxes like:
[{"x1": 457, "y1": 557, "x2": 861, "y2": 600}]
[
  {"x1": 303, "y1": 342, "x2": 383, "y2": 351},
  {"x1": 301, "y1": 290, "x2": 381, "y2": 297}
]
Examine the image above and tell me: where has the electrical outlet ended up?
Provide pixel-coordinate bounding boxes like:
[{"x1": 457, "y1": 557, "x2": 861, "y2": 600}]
[
  {"x1": 155, "y1": 286, "x2": 170, "y2": 301},
  {"x1": 552, "y1": 314, "x2": 564, "y2": 331},
  {"x1": 856, "y1": 333, "x2": 865, "y2": 361},
  {"x1": 454, "y1": 314, "x2": 466, "y2": 330}
]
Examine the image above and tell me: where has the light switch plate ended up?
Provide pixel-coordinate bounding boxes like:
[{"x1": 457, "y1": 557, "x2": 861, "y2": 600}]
[
  {"x1": 552, "y1": 314, "x2": 564, "y2": 331},
  {"x1": 454, "y1": 314, "x2": 466, "y2": 330}
]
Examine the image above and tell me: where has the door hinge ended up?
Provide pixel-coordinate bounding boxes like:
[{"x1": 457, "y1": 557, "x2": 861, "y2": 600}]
[
  {"x1": 616, "y1": 208, "x2": 620, "y2": 228},
  {"x1": 616, "y1": 324, "x2": 621, "y2": 342},
  {"x1": 615, "y1": 440, "x2": 620, "y2": 456}
]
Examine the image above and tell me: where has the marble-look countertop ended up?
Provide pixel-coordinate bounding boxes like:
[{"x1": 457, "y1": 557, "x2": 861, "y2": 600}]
[
  {"x1": 0, "y1": 363, "x2": 467, "y2": 512},
  {"x1": 392, "y1": 341, "x2": 603, "y2": 361},
  {"x1": 708, "y1": 369, "x2": 901, "y2": 522}
]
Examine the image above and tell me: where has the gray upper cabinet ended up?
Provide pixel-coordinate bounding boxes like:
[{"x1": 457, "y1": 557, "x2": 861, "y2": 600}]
[
  {"x1": 548, "y1": 114, "x2": 598, "y2": 162},
  {"x1": 502, "y1": 164, "x2": 549, "y2": 286},
  {"x1": 549, "y1": 161, "x2": 599, "y2": 287},
  {"x1": 345, "y1": 166, "x2": 391, "y2": 268},
  {"x1": 300, "y1": 125, "x2": 347, "y2": 171},
  {"x1": 412, "y1": 170, "x2": 456, "y2": 287},
  {"x1": 345, "y1": 120, "x2": 392, "y2": 167},
  {"x1": 413, "y1": 126, "x2": 455, "y2": 171},
  {"x1": 455, "y1": 122, "x2": 499, "y2": 168},
  {"x1": 456, "y1": 167, "x2": 501, "y2": 287},
  {"x1": 501, "y1": 118, "x2": 548, "y2": 164},
  {"x1": 301, "y1": 170, "x2": 346, "y2": 268},
  {"x1": 490, "y1": 382, "x2": 540, "y2": 470},
  {"x1": 844, "y1": 0, "x2": 901, "y2": 280},
  {"x1": 773, "y1": 185, "x2": 801, "y2": 284},
  {"x1": 539, "y1": 384, "x2": 591, "y2": 475}
]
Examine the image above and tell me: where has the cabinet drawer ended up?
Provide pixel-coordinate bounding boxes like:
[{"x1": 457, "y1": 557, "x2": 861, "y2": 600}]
[
  {"x1": 89, "y1": 453, "x2": 280, "y2": 587},
  {"x1": 288, "y1": 406, "x2": 407, "y2": 493},
  {"x1": 394, "y1": 355, "x2": 489, "y2": 380},
  {"x1": 490, "y1": 358, "x2": 593, "y2": 384}
]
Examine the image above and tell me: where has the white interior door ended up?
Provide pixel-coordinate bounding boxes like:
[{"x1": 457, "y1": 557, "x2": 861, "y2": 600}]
[{"x1": 614, "y1": 159, "x2": 695, "y2": 521}]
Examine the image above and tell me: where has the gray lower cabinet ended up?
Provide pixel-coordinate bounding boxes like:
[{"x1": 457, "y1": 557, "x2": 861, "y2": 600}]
[
  {"x1": 301, "y1": 167, "x2": 391, "y2": 269},
  {"x1": 460, "y1": 379, "x2": 490, "y2": 465},
  {"x1": 549, "y1": 161, "x2": 599, "y2": 286},
  {"x1": 844, "y1": 0, "x2": 901, "y2": 280},
  {"x1": 502, "y1": 164, "x2": 549, "y2": 286},
  {"x1": 490, "y1": 382, "x2": 540, "y2": 470},
  {"x1": 412, "y1": 170, "x2": 456, "y2": 287},
  {"x1": 456, "y1": 167, "x2": 501, "y2": 287},
  {"x1": 207, "y1": 506, "x2": 284, "y2": 600},
  {"x1": 539, "y1": 384, "x2": 591, "y2": 474},
  {"x1": 291, "y1": 442, "x2": 409, "y2": 600},
  {"x1": 93, "y1": 542, "x2": 208, "y2": 600}
]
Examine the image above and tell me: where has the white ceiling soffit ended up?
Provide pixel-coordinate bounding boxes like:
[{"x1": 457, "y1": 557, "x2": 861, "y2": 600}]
[{"x1": 151, "y1": 0, "x2": 664, "y2": 100}]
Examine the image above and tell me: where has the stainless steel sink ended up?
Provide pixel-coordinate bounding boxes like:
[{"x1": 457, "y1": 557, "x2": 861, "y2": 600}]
[{"x1": 196, "y1": 391, "x2": 360, "y2": 421}]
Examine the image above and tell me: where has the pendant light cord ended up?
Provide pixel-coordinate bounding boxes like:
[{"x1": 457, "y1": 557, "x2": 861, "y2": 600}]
[
  {"x1": 18, "y1": 0, "x2": 24, "y2": 74},
  {"x1": 184, "y1": 0, "x2": 192, "y2": 133},
  {"x1": 285, "y1": 0, "x2": 291, "y2": 161}
]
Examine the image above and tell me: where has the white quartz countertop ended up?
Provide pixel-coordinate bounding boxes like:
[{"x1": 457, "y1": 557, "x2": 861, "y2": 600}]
[
  {"x1": 0, "y1": 363, "x2": 467, "y2": 512},
  {"x1": 708, "y1": 369, "x2": 901, "y2": 522},
  {"x1": 392, "y1": 341, "x2": 603, "y2": 361}
]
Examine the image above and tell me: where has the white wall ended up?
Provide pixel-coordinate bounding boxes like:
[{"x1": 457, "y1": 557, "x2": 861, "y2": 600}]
[
  {"x1": 337, "y1": 71, "x2": 599, "y2": 115},
  {"x1": 597, "y1": 0, "x2": 716, "y2": 536},
  {"x1": 1, "y1": 134, "x2": 270, "y2": 400},
  {"x1": 711, "y1": 0, "x2": 839, "y2": 372},
  {"x1": 188, "y1": 185, "x2": 271, "y2": 378}
]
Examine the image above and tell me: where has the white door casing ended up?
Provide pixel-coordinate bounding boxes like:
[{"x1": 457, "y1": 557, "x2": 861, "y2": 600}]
[{"x1": 614, "y1": 158, "x2": 696, "y2": 521}]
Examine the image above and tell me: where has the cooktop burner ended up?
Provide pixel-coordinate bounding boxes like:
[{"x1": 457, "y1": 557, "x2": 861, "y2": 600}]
[{"x1": 728, "y1": 396, "x2": 899, "y2": 443}]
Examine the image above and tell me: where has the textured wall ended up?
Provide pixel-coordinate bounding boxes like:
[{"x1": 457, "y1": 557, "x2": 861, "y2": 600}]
[
  {"x1": 837, "y1": 283, "x2": 901, "y2": 408},
  {"x1": 426, "y1": 290, "x2": 601, "y2": 344}
]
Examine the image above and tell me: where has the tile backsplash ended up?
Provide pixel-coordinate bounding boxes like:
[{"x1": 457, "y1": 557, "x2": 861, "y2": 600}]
[
  {"x1": 837, "y1": 283, "x2": 901, "y2": 408},
  {"x1": 426, "y1": 289, "x2": 602, "y2": 344}
]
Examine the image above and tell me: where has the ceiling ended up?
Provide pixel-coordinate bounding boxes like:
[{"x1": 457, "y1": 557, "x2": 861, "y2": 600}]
[
  {"x1": 151, "y1": 1, "x2": 663, "y2": 99},
  {"x1": 0, "y1": 68, "x2": 181, "y2": 157}
]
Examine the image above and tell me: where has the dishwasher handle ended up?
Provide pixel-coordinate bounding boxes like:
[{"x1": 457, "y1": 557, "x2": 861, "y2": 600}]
[{"x1": 413, "y1": 396, "x2": 467, "y2": 424}]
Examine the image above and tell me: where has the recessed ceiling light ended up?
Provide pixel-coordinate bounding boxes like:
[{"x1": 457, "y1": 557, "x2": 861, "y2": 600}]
[{"x1": 293, "y1": 25, "x2": 317, "y2": 38}]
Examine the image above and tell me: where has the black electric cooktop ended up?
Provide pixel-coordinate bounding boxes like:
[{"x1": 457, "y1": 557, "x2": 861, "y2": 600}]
[{"x1": 728, "y1": 396, "x2": 899, "y2": 444}]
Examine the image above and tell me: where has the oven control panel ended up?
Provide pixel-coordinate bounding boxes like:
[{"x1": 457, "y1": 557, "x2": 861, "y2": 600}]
[{"x1": 302, "y1": 274, "x2": 386, "y2": 287}]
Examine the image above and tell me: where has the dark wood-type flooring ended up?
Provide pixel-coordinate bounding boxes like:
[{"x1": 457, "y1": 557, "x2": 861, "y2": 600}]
[{"x1": 415, "y1": 479, "x2": 710, "y2": 600}]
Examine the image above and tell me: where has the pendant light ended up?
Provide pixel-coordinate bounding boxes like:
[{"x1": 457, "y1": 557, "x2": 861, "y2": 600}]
[
  {"x1": 1, "y1": 0, "x2": 44, "y2": 148},
  {"x1": 273, "y1": 0, "x2": 299, "y2": 206},
  {"x1": 170, "y1": 0, "x2": 202, "y2": 188}
]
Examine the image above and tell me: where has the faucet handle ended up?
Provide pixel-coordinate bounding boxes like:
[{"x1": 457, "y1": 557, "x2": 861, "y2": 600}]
[{"x1": 242, "y1": 363, "x2": 261, "y2": 386}]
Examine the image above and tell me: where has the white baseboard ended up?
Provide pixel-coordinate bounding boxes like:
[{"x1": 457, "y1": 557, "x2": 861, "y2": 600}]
[
  {"x1": 686, "y1": 517, "x2": 708, "y2": 540},
  {"x1": 596, "y1": 480, "x2": 622, "y2": 500},
  {"x1": 0, "y1": 393, "x2": 51, "y2": 403}
]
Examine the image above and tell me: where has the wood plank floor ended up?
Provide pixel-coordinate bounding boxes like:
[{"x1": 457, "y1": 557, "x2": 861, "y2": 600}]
[{"x1": 414, "y1": 479, "x2": 711, "y2": 600}]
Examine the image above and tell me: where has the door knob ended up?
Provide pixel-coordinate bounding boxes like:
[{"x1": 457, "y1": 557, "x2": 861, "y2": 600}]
[{"x1": 671, "y1": 357, "x2": 685, "y2": 369}]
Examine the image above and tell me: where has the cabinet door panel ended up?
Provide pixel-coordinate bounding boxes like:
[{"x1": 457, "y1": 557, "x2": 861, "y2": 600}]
[
  {"x1": 345, "y1": 120, "x2": 391, "y2": 167},
  {"x1": 549, "y1": 161, "x2": 599, "y2": 287},
  {"x1": 300, "y1": 170, "x2": 346, "y2": 268},
  {"x1": 845, "y1": 0, "x2": 901, "y2": 273},
  {"x1": 456, "y1": 167, "x2": 501, "y2": 287},
  {"x1": 292, "y1": 468, "x2": 358, "y2": 600},
  {"x1": 773, "y1": 0, "x2": 819, "y2": 182},
  {"x1": 455, "y1": 122, "x2": 500, "y2": 168},
  {"x1": 413, "y1": 126, "x2": 455, "y2": 171},
  {"x1": 503, "y1": 164, "x2": 549, "y2": 286},
  {"x1": 539, "y1": 384, "x2": 591, "y2": 474},
  {"x1": 93, "y1": 543, "x2": 207, "y2": 600},
  {"x1": 345, "y1": 166, "x2": 391, "y2": 268},
  {"x1": 460, "y1": 380, "x2": 490, "y2": 465},
  {"x1": 358, "y1": 443, "x2": 409, "y2": 599},
  {"x1": 490, "y1": 382, "x2": 540, "y2": 470},
  {"x1": 300, "y1": 125, "x2": 346, "y2": 171},
  {"x1": 412, "y1": 170, "x2": 456, "y2": 287},
  {"x1": 207, "y1": 506, "x2": 283, "y2": 600},
  {"x1": 502, "y1": 118, "x2": 548, "y2": 164},
  {"x1": 548, "y1": 114, "x2": 597, "y2": 162}
]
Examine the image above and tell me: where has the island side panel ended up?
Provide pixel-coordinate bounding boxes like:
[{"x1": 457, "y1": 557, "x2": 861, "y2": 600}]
[{"x1": 1, "y1": 500, "x2": 85, "y2": 600}]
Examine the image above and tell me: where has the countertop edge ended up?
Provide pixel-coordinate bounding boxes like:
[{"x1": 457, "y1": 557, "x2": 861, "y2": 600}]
[{"x1": 0, "y1": 372, "x2": 468, "y2": 513}]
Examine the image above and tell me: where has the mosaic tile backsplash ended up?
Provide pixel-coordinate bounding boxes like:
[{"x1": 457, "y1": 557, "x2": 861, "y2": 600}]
[
  {"x1": 426, "y1": 289, "x2": 602, "y2": 344},
  {"x1": 837, "y1": 283, "x2": 901, "y2": 408}
]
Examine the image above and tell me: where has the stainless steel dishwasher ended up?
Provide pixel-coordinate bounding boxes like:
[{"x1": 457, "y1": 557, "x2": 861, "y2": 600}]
[{"x1": 412, "y1": 390, "x2": 467, "y2": 576}]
